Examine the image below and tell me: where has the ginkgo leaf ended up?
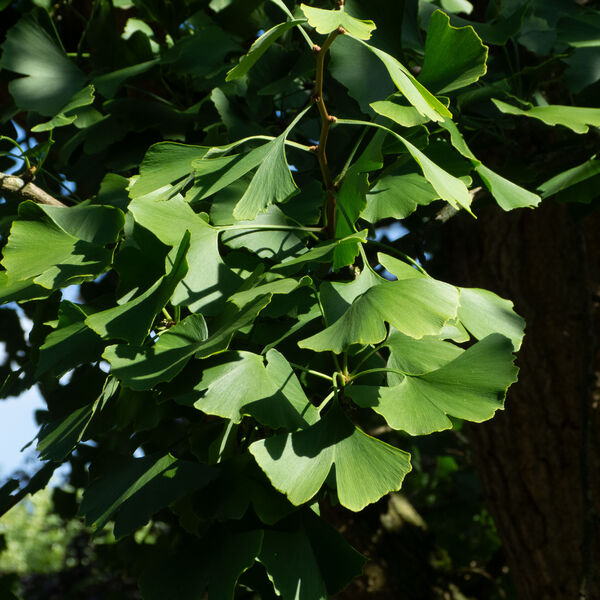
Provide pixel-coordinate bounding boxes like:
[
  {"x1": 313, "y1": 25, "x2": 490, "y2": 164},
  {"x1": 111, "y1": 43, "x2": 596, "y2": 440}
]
[
  {"x1": 419, "y1": 10, "x2": 488, "y2": 94},
  {"x1": 370, "y1": 99, "x2": 431, "y2": 127},
  {"x1": 103, "y1": 296, "x2": 271, "y2": 390},
  {"x1": 226, "y1": 20, "x2": 304, "y2": 81},
  {"x1": 492, "y1": 98, "x2": 600, "y2": 134},
  {"x1": 259, "y1": 515, "x2": 365, "y2": 600},
  {"x1": 353, "y1": 40, "x2": 451, "y2": 122},
  {"x1": 338, "y1": 119, "x2": 473, "y2": 211},
  {"x1": 229, "y1": 276, "x2": 311, "y2": 307},
  {"x1": 189, "y1": 349, "x2": 318, "y2": 428},
  {"x1": 128, "y1": 195, "x2": 240, "y2": 314},
  {"x1": 457, "y1": 287, "x2": 525, "y2": 350},
  {"x1": 79, "y1": 453, "x2": 218, "y2": 538},
  {"x1": 85, "y1": 232, "x2": 190, "y2": 345},
  {"x1": 439, "y1": 118, "x2": 541, "y2": 210},
  {"x1": 538, "y1": 157, "x2": 600, "y2": 199},
  {"x1": 129, "y1": 142, "x2": 211, "y2": 202},
  {"x1": 0, "y1": 9, "x2": 86, "y2": 115},
  {"x1": 37, "y1": 301, "x2": 104, "y2": 377},
  {"x1": 250, "y1": 404, "x2": 411, "y2": 511},
  {"x1": 1, "y1": 220, "x2": 113, "y2": 289},
  {"x1": 300, "y1": 4, "x2": 375, "y2": 40},
  {"x1": 233, "y1": 107, "x2": 310, "y2": 220},
  {"x1": 299, "y1": 274, "x2": 459, "y2": 353},
  {"x1": 362, "y1": 173, "x2": 439, "y2": 221},
  {"x1": 347, "y1": 334, "x2": 518, "y2": 435}
]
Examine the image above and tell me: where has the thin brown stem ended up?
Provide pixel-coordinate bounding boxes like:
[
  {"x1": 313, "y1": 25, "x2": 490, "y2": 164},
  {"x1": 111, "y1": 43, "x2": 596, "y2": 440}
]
[
  {"x1": 0, "y1": 172, "x2": 67, "y2": 207},
  {"x1": 312, "y1": 28, "x2": 344, "y2": 237}
]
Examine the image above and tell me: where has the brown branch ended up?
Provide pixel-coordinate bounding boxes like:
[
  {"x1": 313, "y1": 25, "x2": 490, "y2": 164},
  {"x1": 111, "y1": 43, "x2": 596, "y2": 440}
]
[
  {"x1": 0, "y1": 172, "x2": 67, "y2": 207},
  {"x1": 312, "y1": 28, "x2": 344, "y2": 237}
]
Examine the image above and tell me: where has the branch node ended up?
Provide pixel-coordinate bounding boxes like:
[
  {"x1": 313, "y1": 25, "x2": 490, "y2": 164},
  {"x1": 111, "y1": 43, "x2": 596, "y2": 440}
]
[
  {"x1": 337, "y1": 26, "x2": 346, "y2": 35},
  {"x1": 328, "y1": 115, "x2": 338, "y2": 123},
  {"x1": 312, "y1": 44, "x2": 322, "y2": 54}
]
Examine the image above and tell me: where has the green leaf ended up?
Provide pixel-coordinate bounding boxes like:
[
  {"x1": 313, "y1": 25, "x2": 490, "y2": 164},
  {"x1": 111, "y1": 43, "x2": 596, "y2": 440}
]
[
  {"x1": 139, "y1": 529, "x2": 262, "y2": 600},
  {"x1": 370, "y1": 99, "x2": 431, "y2": 127},
  {"x1": 229, "y1": 276, "x2": 311, "y2": 307},
  {"x1": 538, "y1": 157, "x2": 600, "y2": 199},
  {"x1": 385, "y1": 330, "x2": 463, "y2": 380},
  {"x1": 0, "y1": 272, "x2": 51, "y2": 305},
  {"x1": 85, "y1": 232, "x2": 190, "y2": 345},
  {"x1": 492, "y1": 99, "x2": 600, "y2": 134},
  {"x1": 299, "y1": 271, "x2": 459, "y2": 353},
  {"x1": 190, "y1": 349, "x2": 318, "y2": 428},
  {"x1": 338, "y1": 119, "x2": 473, "y2": 211},
  {"x1": 419, "y1": 10, "x2": 488, "y2": 94},
  {"x1": 104, "y1": 296, "x2": 270, "y2": 390},
  {"x1": 1, "y1": 220, "x2": 113, "y2": 289},
  {"x1": 36, "y1": 378, "x2": 118, "y2": 461},
  {"x1": 362, "y1": 173, "x2": 439, "y2": 221},
  {"x1": 93, "y1": 60, "x2": 159, "y2": 98},
  {"x1": 0, "y1": 10, "x2": 86, "y2": 116},
  {"x1": 36, "y1": 301, "x2": 104, "y2": 377},
  {"x1": 36, "y1": 404, "x2": 93, "y2": 461},
  {"x1": 226, "y1": 20, "x2": 304, "y2": 80},
  {"x1": 129, "y1": 195, "x2": 240, "y2": 314},
  {"x1": 457, "y1": 287, "x2": 525, "y2": 351},
  {"x1": 250, "y1": 404, "x2": 411, "y2": 511},
  {"x1": 233, "y1": 107, "x2": 309, "y2": 220},
  {"x1": 19, "y1": 201, "x2": 125, "y2": 245},
  {"x1": 348, "y1": 334, "x2": 518, "y2": 435},
  {"x1": 476, "y1": 165, "x2": 542, "y2": 210},
  {"x1": 31, "y1": 84, "x2": 96, "y2": 132},
  {"x1": 439, "y1": 118, "x2": 541, "y2": 210},
  {"x1": 79, "y1": 453, "x2": 218, "y2": 537},
  {"x1": 300, "y1": 4, "x2": 375, "y2": 40},
  {"x1": 354, "y1": 40, "x2": 451, "y2": 122},
  {"x1": 272, "y1": 231, "x2": 367, "y2": 274},
  {"x1": 129, "y1": 142, "x2": 210, "y2": 201}
]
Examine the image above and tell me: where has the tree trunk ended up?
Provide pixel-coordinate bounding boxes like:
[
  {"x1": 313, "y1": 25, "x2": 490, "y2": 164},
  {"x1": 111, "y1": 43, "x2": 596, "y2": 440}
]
[{"x1": 435, "y1": 201, "x2": 600, "y2": 599}]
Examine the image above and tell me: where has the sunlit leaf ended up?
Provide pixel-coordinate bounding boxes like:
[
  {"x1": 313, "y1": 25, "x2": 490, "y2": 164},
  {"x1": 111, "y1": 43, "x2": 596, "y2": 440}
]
[
  {"x1": 347, "y1": 334, "x2": 518, "y2": 435},
  {"x1": 300, "y1": 4, "x2": 376, "y2": 40},
  {"x1": 419, "y1": 10, "x2": 488, "y2": 94},
  {"x1": 492, "y1": 98, "x2": 600, "y2": 134},
  {"x1": 251, "y1": 404, "x2": 411, "y2": 511}
]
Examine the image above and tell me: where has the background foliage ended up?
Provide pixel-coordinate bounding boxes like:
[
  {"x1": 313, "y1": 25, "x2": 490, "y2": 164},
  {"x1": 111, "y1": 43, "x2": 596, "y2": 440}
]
[{"x1": 0, "y1": 0, "x2": 598, "y2": 598}]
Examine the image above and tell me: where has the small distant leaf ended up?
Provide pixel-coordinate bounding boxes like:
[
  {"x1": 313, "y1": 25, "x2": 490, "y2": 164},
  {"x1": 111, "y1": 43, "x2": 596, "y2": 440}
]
[
  {"x1": 233, "y1": 107, "x2": 310, "y2": 220},
  {"x1": 348, "y1": 334, "x2": 518, "y2": 435},
  {"x1": 300, "y1": 4, "x2": 376, "y2": 40},
  {"x1": 419, "y1": 10, "x2": 488, "y2": 94},
  {"x1": 250, "y1": 404, "x2": 411, "y2": 511},
  {"x1": 227, "y1": 20, "x2": 304, "y2": 81},
  {"x1": 492, "y1": 98, "x2": 600, "y2": 134}
]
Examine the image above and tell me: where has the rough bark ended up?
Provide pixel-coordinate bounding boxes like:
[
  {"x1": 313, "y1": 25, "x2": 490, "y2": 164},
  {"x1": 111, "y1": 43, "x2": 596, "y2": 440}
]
[{"x1": 435, "y1": 201, "x2": 600, "y2": 600}]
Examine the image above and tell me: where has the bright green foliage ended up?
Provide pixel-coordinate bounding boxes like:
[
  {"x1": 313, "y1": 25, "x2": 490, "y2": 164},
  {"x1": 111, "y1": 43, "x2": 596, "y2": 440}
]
[{"x1": 0, "y1": 0, "x2": 595, "y2": 597}]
